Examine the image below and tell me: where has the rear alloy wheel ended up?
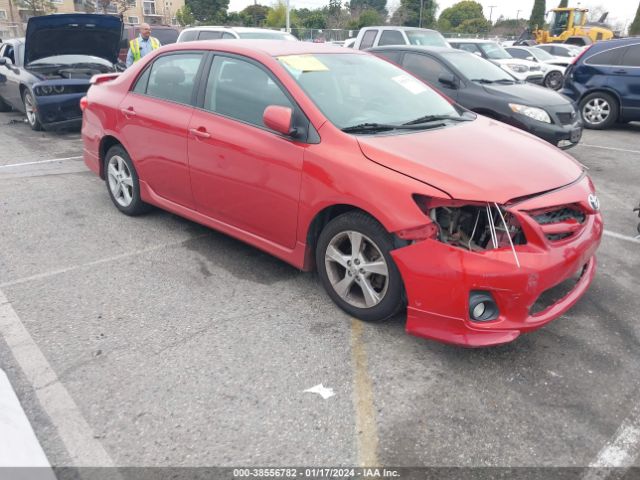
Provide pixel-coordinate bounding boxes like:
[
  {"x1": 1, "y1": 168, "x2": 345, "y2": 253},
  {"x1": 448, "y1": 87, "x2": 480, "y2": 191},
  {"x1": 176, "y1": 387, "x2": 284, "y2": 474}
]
[
  {"x1": 105, "y1": 145, "x2": 152, "y2": 216},
  {"x1": 22, "y1": 90, "x2": 42, "y2": 131},
  {"x1": 544, "y1": 71, "x2": 563, "y2": 91},
  {"x1": 316, "y1": 211, "x2": 404, "y2": 322},
  {"x1": 580, "y1": 92, "x2": 618, "y2": 130}
]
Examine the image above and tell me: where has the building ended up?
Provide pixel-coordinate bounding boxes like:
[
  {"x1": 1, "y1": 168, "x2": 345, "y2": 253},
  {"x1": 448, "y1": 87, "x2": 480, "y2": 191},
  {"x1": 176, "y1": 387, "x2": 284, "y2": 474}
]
[{"x1": 0, "y1": 0, "x2": 181, "y2": 39}]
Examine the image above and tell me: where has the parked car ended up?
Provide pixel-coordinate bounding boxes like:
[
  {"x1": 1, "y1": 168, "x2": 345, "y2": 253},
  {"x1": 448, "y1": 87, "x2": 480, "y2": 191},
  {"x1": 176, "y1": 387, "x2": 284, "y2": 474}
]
[
  {"x1": 536, "y1": 43, "x2": 583, "y2": 59},
  {"x1": 177, "y1": 26, "x2": 298, "y2": 43},
  {"x1": 562, "y1": 38, "x2": 640, "y2": 129},
  {"x1": 343, "y1": 38, "x2": 356, "y2": 48},
  {"x1": 353, "y1": 26, "x2": 449, "y2": 50},
  {"x1": 449, "y1": 39, "x2": 544, "y2": 85},
  {"x1": 370, "y1": 46, "x2": 583, "y2": 149},
  {"x1": 81, "y1": 40, "x2": 602, "y2": 347},
  {"x1": 505, "y1": 46, "x2": 567, "y2": 90},
  {"x1": 0, "y1": 14, "x2": 121, "y2": 130},
  {"x1": 119, "y1": 23, "x2": 179, "y2": 63}
]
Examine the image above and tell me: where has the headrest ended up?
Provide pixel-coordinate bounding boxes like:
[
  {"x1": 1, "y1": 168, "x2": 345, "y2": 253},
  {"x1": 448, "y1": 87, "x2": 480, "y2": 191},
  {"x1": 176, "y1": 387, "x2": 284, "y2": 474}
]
[{"x1": 155, "y1": 65, "x2": 185, "y2": 85}]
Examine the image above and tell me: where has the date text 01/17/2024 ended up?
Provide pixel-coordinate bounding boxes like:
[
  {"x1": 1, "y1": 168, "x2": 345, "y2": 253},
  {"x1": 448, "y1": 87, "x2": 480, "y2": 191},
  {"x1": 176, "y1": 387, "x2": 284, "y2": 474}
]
[{"x1": 232, "y1": 468, "x2": 401, "y2": 478}]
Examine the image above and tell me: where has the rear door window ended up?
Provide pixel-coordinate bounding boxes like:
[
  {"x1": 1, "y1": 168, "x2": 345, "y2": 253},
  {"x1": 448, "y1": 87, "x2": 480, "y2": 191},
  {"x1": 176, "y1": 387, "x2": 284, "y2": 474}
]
[
  {"x1": 378, "y1": 30, "x2": 405, "y2": 46},
  {"x1": 179, "y1": 30, "x2": 198, "y2": 42},
  {"x1": 144, "y1": 52, "x2": 204, "y2": 105},
  {"x1": 359, "y1": 30, "x2": 378, "y2": 49}
]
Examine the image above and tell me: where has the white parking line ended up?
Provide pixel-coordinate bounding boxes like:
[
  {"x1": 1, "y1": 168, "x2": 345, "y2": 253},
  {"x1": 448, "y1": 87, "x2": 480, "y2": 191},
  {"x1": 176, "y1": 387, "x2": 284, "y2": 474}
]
[
  {"x1": 603, "y1": 230, "x2": 640, "y2": 245},
  {"x1": 0, "y1": 289, "x2": 115, "y2": 467},
  {"x1": 577, "y1": 144, "x2": 640, "y2": 156},
  {"x1": 583, "y1": 404, "x2": 640, "y2": 480},
  {"x1": 0, "y1": 156, "x2": 82, "y2": 169},
  {"x1": 0, "y1": 234, "x2": 210, "y2": 289}
]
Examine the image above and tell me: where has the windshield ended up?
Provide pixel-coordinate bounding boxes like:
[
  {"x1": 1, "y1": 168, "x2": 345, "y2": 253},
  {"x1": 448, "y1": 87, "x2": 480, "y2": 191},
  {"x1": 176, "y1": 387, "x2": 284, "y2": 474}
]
[
  {"x1": 238, "y1": 31, "x2": 298, "y2": 41},
  {"x1": 442, "y1": 51, "x2": 515, "y2": 83},
  {"x1": 549, "y1": 11, "x2": 570, "y2": 35},
  {"x1": 29, "y1": 54, "x2": 114, "y2": 67},
  {"x1": 278, "y1": 53, "x2": 462, "y2": 130},
  {"x1": 406, "y1": 30, "x2": 449, "y2": 47},
  {"x1": 530, "y1": 47, "x2": 553, "y2": 61},
  {"x1": 478, "y1": 43, "x2": 512, "y2": 60}
]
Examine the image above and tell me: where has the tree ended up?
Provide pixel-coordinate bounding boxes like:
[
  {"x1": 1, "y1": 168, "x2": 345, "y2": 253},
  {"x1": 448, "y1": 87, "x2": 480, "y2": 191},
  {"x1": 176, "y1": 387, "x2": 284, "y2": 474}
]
[
  {"x1": 357, "y1": 8, "x2": 384, "y2": 27},
  {"x1": 630, "y1": 1, "x2": 640, "y2": 35},
  {"x1": 558, "y1": 0, "x2": 568, "y2": 7},
  {"x1": 302, "y1": 10, "x2": 327, "y2": 29},
  {"x1": 348, "y1": 0, "x2": 387, "y2": 16},
  {"x1": 16, "y1": 0, "x2": 56, "y2": 16},
  {"x1": 186, "y1": 0, "x2": 229, "y2": 24},
  {"x1": 438, "y1": 1, "x2": 485, "y2": 30},
  {"x1": 266, "y1": 0, "x2": 298, "y2": 28},
  {"x1": 529, "y1": 0, "x2": 545, "y2": 29},
  {"x1": 390, "y1": 0, "x2": 437, "y2": 28},
  {"x1": 239, "y1": 4, "x2": 271, "y2": 26},
  {"x1": 175, "y1": 4, "x2": 195, "y2": 26},
  {"x1": 457, "y1": 17, "x2": 490, "y2": 33}
]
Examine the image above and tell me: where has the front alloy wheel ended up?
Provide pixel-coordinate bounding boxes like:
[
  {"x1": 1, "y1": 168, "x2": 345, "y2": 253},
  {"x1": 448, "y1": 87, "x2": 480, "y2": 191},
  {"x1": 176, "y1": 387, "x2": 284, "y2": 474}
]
[
  {"x1": 23, "y1": 91, "x2": 42, "y2": 131},
  {"x1": 544, "y1": 71, "x2": 563, "y2": 90},
  {"x1": 316, "y1": 211, "x2": 404, "y2": 322}
]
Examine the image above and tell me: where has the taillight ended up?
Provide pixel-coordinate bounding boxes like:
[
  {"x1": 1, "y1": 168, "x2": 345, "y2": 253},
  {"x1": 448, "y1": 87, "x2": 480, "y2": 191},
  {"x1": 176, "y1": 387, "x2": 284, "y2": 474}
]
[
  {"x1": 571, "y1": 45, "x2": 593, "y2": 65},
  {"x1": 79, "y1": 96, "x2": 88, "y2": 112}
]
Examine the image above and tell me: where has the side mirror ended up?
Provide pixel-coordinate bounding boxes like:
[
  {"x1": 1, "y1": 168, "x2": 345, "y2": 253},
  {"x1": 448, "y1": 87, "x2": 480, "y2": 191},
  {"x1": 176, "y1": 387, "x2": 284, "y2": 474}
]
[
  {"x1": 438, "y1": 73, "x2": 458, "y2": 89},
  {"x1": 263, "y1": 105, "x2": 294, "y2": 136},
  {"x1": 0, "y1": 58, "x2": 6, "y2": 66},
  {"x1": 473, "y1": 51, "x2": 482, "y2": 57},
  {"x1": 527, "y1": 56, "x2": 536, "y2": 62}
]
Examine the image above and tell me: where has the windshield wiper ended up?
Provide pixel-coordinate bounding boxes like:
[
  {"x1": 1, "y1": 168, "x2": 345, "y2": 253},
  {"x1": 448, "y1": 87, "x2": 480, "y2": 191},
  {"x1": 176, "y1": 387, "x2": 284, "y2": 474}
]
[
  {"x1": 341, "y1": 123, "x2": 398, "y2": 133},
  {"x1": 402, "y1": 114, "x2": 471, "y2": 126},
  {"x1": 494, "y1": 78, "x2": 516, "y2": 84},
  {"x1": 470, "y1": 78, "x2": 496, "y2": 84}
]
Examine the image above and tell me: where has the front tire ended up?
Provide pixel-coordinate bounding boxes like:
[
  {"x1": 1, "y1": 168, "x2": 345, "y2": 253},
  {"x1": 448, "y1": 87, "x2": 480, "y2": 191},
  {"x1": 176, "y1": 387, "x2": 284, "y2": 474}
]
[
  {"x1": 104, "y1": 145, "x2": 152, "y2": 216},
  {"x1": 22, "y1": 90, "x2": 43, "y2": 131},
  {"x1": 580, "y1": 92, "x2": 619, "y2": 130},
  {"x1": 316, "y1": 211, "x2": 404, "y2": 322}
]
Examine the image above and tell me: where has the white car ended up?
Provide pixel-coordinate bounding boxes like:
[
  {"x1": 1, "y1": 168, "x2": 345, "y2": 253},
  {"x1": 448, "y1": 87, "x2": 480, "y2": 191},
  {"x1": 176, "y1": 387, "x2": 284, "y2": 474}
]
[
  {"x1": 506, "y1": 46, "x2": 567, "y2": 90},
  {"x1": 535, "y1": 43, "x2": 584, "y2": 59},
  {"x1": 177, "y1": 26, "x2": 298, "y2": 43},
  {"x1": 449, "y1": 39, "x2": 544, "y2": 85}
]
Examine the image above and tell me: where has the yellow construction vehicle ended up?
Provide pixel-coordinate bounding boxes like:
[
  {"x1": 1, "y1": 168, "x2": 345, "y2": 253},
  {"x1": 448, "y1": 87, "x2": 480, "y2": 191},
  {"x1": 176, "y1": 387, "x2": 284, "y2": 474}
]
[{"x1": 533, "y1": 7, "x2": 614, "y2": 45}]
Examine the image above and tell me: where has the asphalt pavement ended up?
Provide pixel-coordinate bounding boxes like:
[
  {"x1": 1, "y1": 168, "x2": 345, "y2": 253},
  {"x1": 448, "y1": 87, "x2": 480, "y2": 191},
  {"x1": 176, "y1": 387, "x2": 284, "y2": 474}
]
[{"x1": 0, "y1": 109, "x2": 639, "y2": 473}]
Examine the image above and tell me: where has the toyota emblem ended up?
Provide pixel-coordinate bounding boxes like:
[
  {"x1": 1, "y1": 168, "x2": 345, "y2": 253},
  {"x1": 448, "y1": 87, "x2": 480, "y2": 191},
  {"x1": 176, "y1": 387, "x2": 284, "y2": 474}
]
[{"x1": 588, "y1": 194, "x2": 600, "y2": 211}]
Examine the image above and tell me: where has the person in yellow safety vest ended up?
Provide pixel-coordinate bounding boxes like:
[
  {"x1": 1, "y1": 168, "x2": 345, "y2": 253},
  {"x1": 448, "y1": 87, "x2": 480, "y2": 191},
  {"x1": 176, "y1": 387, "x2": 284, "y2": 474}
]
[{"x1": 125, "y1": 23, "x2": 161, "y2": 67}]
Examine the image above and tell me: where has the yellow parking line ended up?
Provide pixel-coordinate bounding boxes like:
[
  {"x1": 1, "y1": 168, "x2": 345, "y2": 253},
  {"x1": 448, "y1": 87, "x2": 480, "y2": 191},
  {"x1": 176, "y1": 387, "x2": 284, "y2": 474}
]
[{"x1": 350, "y1": 318, "x2": 380, "y2": 467}]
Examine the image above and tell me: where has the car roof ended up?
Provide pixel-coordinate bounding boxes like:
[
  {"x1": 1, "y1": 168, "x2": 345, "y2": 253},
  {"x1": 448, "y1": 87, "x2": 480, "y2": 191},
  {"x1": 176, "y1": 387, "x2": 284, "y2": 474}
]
[
  {"x1": 448, "y1": 39, "x2": 497, "y2": 43},
  {"x1": 361, "y1": 26, "x2": 440, "y2": 32},
  {"x1": 165, "y1": 39, "x2": 359, "y2": 57},
  {"x1": 180, "y1": 26, "x2": 288, "y2": 33},
  {"x1": 586, "y1": 37, "x2": 640, "y2": 52},
  {"x1": 369, "y1": 45, "x2": 459, "y2": 54}
]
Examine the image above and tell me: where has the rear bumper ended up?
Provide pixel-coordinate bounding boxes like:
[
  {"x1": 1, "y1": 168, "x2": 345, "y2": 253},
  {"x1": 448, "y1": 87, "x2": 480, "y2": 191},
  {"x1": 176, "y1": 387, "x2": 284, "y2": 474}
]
[{"x1": 390, "y1": 176, "x2": 603, "y2": 347}]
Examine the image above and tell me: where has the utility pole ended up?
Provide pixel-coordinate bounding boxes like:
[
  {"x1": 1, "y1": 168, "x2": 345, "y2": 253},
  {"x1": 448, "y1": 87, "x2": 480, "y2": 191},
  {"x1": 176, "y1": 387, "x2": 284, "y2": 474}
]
[
  {"x1": 516, "y1": 9, "x2": 521, "y2": 21},
  {"x1": 419, "y1": 0, "x2": 424, "y2": 28},
  {"x1": 488, "y1": 5, "x2": 496, "y2": 24},
  {"x1": 286, "y1": 0, "x2": 290, "y2": 32}
]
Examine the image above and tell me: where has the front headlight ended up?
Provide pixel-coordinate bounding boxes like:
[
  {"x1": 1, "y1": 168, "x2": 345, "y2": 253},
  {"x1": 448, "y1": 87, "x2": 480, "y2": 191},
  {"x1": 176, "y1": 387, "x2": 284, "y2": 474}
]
[
  {"x1": 506, "y1": 63, "x2": 528, "y2": 73},
  {"x1": 509, "y1": 103, "x2": 552, "y2": 123},
  {"x1": 35, "y1": 85, "x2": 66, "y2": 96}
]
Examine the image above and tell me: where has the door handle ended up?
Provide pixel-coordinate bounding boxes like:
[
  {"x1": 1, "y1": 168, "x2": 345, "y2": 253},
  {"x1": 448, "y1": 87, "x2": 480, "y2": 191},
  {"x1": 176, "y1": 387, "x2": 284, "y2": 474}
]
[
  {"x1": 120, "y1": 107, "x2": 137, "y2": 117},
  {"x1": 612, "y1": 69, "x2": 628, "y2": 74},
  {"x1": 189, "y1": 127, "x2": 211, "y2": 139}
]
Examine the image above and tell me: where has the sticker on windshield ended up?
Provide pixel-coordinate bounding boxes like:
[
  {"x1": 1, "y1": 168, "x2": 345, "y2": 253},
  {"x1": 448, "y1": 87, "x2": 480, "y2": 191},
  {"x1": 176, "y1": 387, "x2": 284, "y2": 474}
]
[
  {"x1": 392, "y1": 74, "x2": 428, "y2": 95},
  {"x1": 278, "y1": 55, "x2": 329, "y2": 72}
]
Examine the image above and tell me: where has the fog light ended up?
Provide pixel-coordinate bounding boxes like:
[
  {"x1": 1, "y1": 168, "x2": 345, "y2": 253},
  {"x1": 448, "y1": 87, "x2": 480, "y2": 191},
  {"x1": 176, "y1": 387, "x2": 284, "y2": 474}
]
[{"x1": 469, "y1": 291, "x2": 499, "y2": 322}]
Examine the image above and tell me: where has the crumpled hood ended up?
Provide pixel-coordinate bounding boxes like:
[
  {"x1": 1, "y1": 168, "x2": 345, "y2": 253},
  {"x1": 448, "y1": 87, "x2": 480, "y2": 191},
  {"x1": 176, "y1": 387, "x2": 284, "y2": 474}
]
[
  {"x1": 356, "y1": 117, "x2": 583, "y2": 204},
  {"x1": 482, "y1": 82, "x2": 572, "y2": 107},
  {"x1": 25, "y1": 14, "x2": 122, "y2": 65}
]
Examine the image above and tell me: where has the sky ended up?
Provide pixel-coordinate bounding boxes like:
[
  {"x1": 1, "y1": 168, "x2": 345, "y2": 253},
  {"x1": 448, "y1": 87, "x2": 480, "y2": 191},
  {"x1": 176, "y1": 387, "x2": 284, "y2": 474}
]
[{"x1": 227, "y1": 0, "x2": 639, "y2": 28}]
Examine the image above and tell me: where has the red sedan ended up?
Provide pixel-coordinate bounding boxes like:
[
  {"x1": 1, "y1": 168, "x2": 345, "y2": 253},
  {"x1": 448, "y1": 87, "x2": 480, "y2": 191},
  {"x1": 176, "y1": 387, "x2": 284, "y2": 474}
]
[{"x1": 81, "y1": 41, "x2": 603, "y2": 347}]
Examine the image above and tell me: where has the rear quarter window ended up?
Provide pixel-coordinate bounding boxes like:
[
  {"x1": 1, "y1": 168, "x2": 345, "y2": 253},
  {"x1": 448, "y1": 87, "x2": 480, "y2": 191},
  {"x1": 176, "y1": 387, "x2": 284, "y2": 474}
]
[
  {"x1": 620, "y1": 44, "x2": 640, "y2": 67},
  {"x1": 378, "y1": 30, "x2": 405, "y2": 46},
  {"x1": 585, "y1": 47, "x2": 623, "y2": 66},
  {"x1": 359, "y1": 30, "x2": 378, "y2": 50}
]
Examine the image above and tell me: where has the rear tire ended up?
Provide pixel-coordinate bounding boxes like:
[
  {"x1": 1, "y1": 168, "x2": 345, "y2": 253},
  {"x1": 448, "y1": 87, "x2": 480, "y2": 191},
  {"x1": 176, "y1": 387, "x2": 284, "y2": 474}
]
[
  {"x1": 544, "y1": 71, "x2": 563, "y2": 91},
  {"x1": 104, "y1": 145, "x2": 152, "y2": 216},
  {"x1": 316, "y1": 211, "x2": 404, "y2": 322},
  {"x1": 580, "y1": 92, "x2": 618, "y2": 130}
]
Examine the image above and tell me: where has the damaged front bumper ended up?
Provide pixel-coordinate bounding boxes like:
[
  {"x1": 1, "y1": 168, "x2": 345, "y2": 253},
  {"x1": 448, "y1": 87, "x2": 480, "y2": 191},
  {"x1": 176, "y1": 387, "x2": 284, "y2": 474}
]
[{"x1": 391, "y1": 176, "x2": 603, "y2": 347}]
